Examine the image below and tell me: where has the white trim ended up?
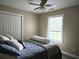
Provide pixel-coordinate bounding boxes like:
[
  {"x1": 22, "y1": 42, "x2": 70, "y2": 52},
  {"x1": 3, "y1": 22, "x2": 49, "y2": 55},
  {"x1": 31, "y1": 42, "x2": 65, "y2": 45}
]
[
  {"x1": 47, "y1": 14, "x2": 64, "y2": 44},
  {"x1": 21, "y1": 16, "x2": 24, "y2": 41},
  {"x1": 62, "y1": 50, "x2": 79, "y2": 59},
  {"x1": 0, "y1": 10, "x2": 23, "y2": 16},
  {"x1": 48, "y1": 14, "x2": 64, "y2": 18}
]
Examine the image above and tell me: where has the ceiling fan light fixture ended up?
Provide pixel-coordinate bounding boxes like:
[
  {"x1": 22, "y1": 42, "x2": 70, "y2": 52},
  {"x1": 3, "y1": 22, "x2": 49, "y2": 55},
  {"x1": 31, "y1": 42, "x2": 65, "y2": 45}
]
[{"x1": 28, "y1": 0, "x2": 55, "y2": 13}]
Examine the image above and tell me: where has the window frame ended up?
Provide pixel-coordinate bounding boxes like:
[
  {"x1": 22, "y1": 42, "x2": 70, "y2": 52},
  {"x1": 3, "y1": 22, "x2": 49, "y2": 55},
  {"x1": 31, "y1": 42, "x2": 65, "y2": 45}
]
[{"x1": 47, "y1": 14, "x2": 64, "y2": 44}]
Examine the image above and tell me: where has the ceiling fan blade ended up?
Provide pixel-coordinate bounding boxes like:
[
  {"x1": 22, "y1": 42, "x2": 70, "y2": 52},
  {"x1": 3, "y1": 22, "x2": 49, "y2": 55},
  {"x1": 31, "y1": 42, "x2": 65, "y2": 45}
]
[
  {"x1": 45, "y1": 4, "x2": 53, "y2": 7},
  {"x1": 29, "y1": 3, "x2": 40, "y2": 6},
  {"x1": 33, "y1": 7, "x2": 40, "y2": 10}
]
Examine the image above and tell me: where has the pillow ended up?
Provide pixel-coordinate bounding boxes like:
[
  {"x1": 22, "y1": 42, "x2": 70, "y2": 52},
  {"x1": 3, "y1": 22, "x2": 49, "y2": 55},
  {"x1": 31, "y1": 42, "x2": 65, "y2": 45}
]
[
  {"x1": 3, "y1": 34, "x2": 14, "y2": 40},
  {"x1": 0, "y1": 34, "x2": 10, "y2": 44},
  {"x1": 2, "y1": 34, "x2": 25, "y2": 48},
  {"x1": 18, "y1": 40, "x2": 25, "y2": 48},
  {"x1": 0, "y1": 34, "x2": 10, "y2": 41},
  {"x1": 6, "y1": 39, "x2": 23, "y2": 51},
  {"x1": 31, "y1": 35, "x2": 49, "y2": 44},
  {"x1": 0, "y1": 44, "x2": 20, "y2": 56}
]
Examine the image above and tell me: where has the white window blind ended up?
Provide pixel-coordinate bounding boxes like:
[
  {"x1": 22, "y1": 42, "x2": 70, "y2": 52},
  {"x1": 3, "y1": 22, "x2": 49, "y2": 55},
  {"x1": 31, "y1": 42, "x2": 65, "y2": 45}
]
[{"x1": 47, "y1": 15, "x2": 63, "y2": 44}]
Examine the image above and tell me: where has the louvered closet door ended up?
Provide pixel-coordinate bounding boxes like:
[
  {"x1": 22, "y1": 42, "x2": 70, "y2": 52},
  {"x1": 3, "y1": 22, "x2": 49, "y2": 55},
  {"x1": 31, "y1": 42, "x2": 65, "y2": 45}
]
[{"x1": 0, "y1": 13, "x2": 22, "y2": 40}]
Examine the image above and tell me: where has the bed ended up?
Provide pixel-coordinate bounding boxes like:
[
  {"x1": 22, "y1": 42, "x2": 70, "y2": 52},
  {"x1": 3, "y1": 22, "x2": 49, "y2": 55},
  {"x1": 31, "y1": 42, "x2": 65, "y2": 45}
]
[
  {"x1": 0, "y1": 11, "x2": 62, "y2": 59},
  {"x1": 0, "y1": 40, "x2": 62, "y2": 59}
]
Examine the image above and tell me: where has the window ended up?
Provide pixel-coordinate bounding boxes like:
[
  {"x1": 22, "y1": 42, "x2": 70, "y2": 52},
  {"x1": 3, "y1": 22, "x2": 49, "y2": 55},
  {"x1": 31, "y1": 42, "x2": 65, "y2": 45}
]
[{"x1": 47, "y1": 15, "x2": 63, "y2": 44}]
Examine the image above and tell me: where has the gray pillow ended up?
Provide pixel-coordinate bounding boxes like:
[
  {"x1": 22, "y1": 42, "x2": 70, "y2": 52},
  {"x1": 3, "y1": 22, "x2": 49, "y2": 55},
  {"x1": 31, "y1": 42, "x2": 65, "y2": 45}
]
[
  {"x1": 0, "y1": 44, "x2": 20, "y2": 56},
  {"x1": 0, "y1": 34, "x2": 10, "y2": 41},
  {"x1": 3, "y1": 34, "x2": 14, "y2": 40},
  {"x1": 18, "y1": 40, "x2": 25, "y2": 48},
  {"x1": 6, "y1": 39, "x2": 23, "y2": 51},
  {"x1": 31, "y1": 35, "x2": 49, "y2": 44},
  {"x1": 0, "y1": 34, "x2": 10, "y2": 44}
]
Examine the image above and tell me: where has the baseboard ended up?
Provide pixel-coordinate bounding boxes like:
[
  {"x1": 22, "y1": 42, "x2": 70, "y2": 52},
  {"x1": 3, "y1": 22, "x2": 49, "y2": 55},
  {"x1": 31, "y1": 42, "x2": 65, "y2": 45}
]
[{"x1": 61, "y1": 50, "x2": 79, "y2": 59}]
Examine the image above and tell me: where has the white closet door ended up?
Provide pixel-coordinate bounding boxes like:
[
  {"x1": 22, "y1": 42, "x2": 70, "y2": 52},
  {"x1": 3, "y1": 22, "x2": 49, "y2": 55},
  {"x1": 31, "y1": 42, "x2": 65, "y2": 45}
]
[{"x1": 0, "y1": 12, "x2": 22, "y2": 40}]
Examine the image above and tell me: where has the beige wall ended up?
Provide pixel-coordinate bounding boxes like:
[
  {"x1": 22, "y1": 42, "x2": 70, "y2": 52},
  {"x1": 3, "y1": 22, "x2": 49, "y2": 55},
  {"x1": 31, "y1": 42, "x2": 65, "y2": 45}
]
[
  {"x1": 38, "y1": 6, "x2": 79, "y2": 55},
  {"x1": 0, "y1": 4, "x2": 39, "y2": 39}
]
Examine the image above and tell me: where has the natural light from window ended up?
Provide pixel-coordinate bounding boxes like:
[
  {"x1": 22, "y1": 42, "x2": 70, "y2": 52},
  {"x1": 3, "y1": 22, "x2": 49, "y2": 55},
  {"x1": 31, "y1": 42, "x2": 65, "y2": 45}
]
[{"x1": 47, "y1": 15, "x2": 63, "y2": 44}]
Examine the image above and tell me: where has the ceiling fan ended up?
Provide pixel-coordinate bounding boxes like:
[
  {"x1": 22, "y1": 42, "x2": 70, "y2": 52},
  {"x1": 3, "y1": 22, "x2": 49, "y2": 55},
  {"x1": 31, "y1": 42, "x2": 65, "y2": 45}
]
[{"x1": 29, "y1": 0, "x2": 54, "y2": 10}]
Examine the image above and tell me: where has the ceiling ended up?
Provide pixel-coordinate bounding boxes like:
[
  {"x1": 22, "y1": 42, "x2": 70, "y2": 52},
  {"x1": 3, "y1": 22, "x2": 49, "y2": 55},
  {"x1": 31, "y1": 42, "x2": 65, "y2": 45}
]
[{"x1": 0, "y1": 0, "x2": 79, "y2": 14}]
